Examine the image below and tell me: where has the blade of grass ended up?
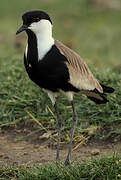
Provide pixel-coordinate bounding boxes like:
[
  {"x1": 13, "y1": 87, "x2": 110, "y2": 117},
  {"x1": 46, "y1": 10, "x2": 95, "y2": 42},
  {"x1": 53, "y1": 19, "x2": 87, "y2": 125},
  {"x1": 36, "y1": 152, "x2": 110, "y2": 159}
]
[
  {"x1": 24, "y1": 109, "x2": 47, "y2": 132},
  {"x1": 46, "y1": 105, "x2": 56, "y2": 119},
  {"x1": 72, "y1": 136, "x2": 89, "y2": 151}
]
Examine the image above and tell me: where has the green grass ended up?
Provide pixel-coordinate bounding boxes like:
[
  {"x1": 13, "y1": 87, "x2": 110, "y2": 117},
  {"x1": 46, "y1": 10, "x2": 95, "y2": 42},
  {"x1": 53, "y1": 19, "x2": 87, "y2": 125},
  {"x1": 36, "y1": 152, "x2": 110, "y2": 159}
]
[
  {"x1": 0, "y1": 0, "x2": 121, "y2": 140},
  {"x1": 0, "y1": 55, "x2": 120, "y2": 139},
  {"x1": 0, "y1": 154, "x2": 121, "y2": 180}
]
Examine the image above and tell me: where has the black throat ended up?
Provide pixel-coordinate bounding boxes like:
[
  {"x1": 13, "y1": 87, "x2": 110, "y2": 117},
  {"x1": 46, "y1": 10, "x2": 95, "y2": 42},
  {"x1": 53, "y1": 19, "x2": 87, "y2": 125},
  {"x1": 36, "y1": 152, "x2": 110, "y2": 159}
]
[{"x1": 26, "y1": 30, "x2": 38, "y2": 66}]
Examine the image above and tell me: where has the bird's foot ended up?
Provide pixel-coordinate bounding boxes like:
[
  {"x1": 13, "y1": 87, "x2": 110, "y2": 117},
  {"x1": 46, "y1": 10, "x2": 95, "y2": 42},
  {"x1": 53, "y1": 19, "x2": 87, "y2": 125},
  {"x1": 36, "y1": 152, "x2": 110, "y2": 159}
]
[{"x1": 64, "y1": 158, "x2": 70, "y2": 166}]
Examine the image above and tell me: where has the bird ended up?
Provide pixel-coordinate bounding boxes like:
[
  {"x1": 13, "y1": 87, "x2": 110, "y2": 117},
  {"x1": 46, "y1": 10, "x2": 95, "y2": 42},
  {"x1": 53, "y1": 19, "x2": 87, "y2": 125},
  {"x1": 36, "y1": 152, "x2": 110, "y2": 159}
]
[{"x1": 16, "y1": 10, "x2": 114, "y2": 166}]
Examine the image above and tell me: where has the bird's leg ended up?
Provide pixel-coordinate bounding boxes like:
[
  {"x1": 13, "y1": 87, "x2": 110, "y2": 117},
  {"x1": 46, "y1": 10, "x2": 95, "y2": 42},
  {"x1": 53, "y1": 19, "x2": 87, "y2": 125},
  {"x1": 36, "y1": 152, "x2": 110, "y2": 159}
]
[
  {"x1": 54, "y1": 102, "x2": 62, "y2": 162},
  {"x1": 64, "y1": 101, "x2": 78, "y2": 166}
]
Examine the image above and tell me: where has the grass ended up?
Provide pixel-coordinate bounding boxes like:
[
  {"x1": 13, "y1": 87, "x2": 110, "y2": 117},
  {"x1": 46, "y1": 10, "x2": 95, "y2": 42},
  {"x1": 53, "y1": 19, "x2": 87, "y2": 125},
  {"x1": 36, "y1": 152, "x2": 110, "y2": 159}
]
[
  {"x1": 0, "y1": 0, "x2": 121, "y2": 178},
  {"x1": 0, "y1": 55, "x2": 120, "y2": 140},
  {"x1": 0, "y1": 0, "x2": 120, "y2": 131},
  {"x1": 0, "y1": 154, "x2": 121, "y2": 179},
  {"x1": 0, "y1": 0, "x2": 121, "y2": 141}
]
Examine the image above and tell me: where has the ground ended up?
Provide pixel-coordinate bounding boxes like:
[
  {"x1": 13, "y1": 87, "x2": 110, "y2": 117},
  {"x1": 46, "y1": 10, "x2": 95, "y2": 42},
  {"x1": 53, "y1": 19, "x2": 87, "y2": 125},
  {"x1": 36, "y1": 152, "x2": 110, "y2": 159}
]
[{"x1": 0, "y1": 128, "x2": 121, "y2": 167}]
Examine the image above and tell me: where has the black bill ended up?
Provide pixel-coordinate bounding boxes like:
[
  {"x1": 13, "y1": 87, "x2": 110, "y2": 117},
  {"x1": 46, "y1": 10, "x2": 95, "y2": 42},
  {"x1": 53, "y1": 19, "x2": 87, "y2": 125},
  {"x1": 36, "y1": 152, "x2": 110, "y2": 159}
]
[{"x1": 16, "y1": 25, "x2": 28, "y2": 35}]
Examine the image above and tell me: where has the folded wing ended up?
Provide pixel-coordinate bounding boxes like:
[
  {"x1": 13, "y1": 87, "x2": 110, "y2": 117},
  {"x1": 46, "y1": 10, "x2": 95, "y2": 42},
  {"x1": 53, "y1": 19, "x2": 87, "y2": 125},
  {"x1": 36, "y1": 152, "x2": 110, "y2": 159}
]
[{"x1": 55, "y1": 40, "x2": 103, "y2": 93}]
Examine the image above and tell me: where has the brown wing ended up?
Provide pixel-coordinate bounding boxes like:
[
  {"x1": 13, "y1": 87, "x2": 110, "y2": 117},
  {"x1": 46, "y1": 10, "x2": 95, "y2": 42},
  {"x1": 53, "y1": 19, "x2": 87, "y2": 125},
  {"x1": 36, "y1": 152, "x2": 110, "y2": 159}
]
[{"x1": 55, "y1": 40, "x2": 103, "y2": 93}]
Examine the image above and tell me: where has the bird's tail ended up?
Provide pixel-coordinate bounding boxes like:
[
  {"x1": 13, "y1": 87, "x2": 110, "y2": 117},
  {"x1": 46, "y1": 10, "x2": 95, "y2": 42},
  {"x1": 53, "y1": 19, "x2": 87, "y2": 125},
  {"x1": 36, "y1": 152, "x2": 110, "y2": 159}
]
[{"x1": 82, "y1": 84, "x2": 114, "y2": 104}]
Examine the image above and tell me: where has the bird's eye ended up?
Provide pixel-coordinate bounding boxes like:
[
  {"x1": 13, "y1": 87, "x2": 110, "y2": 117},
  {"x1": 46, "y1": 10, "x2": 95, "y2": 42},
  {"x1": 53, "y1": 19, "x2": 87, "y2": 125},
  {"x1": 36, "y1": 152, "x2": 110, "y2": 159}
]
[{"x1": 33, "y1": 18, "x2": 40, "y2": 22}]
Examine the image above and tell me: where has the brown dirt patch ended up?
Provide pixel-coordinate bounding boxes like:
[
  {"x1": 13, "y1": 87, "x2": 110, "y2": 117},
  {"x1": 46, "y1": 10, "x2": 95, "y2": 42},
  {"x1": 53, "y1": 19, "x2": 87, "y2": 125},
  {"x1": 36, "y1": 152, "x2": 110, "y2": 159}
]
[{"x1": 0, "y1": 128, "x2": 121, "y2": 167}]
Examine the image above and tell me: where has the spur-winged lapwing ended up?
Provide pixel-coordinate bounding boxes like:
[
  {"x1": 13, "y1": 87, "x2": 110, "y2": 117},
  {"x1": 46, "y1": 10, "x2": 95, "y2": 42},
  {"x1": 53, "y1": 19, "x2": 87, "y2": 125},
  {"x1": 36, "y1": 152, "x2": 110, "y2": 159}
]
[{"x1": 16, "y1": 10, "x2": 114, "y2": 165}]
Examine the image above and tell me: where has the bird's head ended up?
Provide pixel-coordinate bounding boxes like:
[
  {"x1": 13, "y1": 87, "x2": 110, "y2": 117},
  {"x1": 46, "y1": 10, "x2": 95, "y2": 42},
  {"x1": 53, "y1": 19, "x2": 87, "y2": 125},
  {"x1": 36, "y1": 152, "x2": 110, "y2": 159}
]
[{"x1": 16, "y1": 10, "x2": 52, "y2": 35}]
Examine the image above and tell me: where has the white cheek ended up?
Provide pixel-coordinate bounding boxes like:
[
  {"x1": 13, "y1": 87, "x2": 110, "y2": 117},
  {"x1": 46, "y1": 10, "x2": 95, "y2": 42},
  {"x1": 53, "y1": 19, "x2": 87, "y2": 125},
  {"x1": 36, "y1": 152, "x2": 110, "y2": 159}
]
[
  {"x1": 28, "y1": 20, "x2": 52, "y2": 34},
  {"x1": 28, "y1": 22, "x2": 40, "y2": 33}
]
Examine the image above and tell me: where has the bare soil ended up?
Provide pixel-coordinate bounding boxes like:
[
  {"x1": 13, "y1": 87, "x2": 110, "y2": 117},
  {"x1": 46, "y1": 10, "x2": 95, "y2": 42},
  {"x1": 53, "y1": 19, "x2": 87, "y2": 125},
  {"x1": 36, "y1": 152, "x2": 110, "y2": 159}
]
[{"x1": 0, "y1": 127, "x2": 121, "y2": 167}]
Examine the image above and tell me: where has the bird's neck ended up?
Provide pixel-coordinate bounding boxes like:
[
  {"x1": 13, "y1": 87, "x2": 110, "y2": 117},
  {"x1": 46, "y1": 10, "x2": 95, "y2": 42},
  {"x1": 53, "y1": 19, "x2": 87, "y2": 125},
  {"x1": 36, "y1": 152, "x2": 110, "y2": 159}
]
[
  {"x1": 26, "y1": 23, "x2": 54, "y2": 62},
  {"x1": 26, "y1": 30, "x2": 38, "y2": 66},
  {"x1": 35, "y1": 29, "x2": 54, "y2": 60}
]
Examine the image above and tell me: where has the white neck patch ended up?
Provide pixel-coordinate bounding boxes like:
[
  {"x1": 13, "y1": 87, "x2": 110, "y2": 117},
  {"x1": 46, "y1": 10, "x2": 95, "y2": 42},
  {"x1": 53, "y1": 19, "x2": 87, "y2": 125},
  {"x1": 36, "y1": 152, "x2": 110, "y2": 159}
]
[{"x1": 28, "y1": 19, "x2": 54, "y2": 60}]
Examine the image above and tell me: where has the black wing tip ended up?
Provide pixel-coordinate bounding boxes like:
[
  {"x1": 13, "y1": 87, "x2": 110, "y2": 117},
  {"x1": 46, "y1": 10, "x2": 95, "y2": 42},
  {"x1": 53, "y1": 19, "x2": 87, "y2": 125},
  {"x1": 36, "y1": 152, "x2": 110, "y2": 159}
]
[
  {"x1": 100, "y1": 84, "x2": 115, "y2": 93},
  {"x1": 86, "y1": 83, "x2": 114, "y2": 104},
  {"x1": 87, "y1": 88, "x2": 109, "y2": 104}
]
